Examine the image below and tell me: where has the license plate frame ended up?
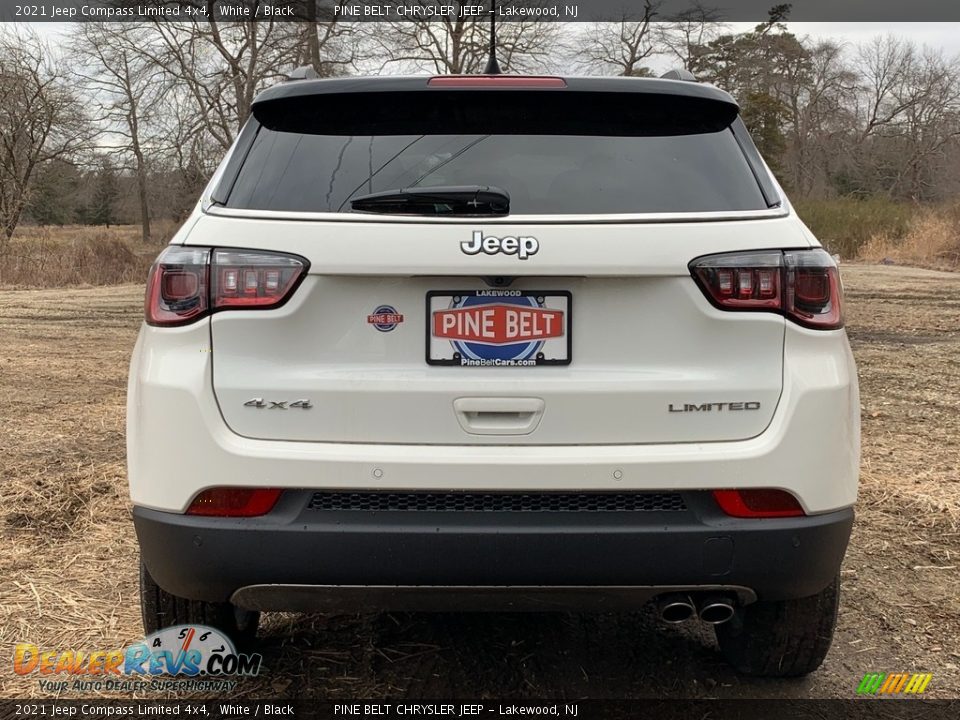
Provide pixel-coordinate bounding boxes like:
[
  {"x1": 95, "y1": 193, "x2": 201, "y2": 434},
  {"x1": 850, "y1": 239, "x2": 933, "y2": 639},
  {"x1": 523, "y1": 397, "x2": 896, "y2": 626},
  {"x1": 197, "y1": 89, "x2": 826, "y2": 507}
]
[{"x1": 426, "y1": 290, "x2": 572, "y2": 367}]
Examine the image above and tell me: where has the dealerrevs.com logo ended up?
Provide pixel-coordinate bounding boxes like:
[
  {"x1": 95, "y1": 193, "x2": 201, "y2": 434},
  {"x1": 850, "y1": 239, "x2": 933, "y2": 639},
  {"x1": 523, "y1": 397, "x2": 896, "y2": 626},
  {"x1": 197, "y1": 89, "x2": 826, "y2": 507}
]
[
  {"x1": 13, "y1": 625, "x2": 261, "y2": 693},
  {"x1": 857, "y1": 672, "x2": 933, "y2": 695}
]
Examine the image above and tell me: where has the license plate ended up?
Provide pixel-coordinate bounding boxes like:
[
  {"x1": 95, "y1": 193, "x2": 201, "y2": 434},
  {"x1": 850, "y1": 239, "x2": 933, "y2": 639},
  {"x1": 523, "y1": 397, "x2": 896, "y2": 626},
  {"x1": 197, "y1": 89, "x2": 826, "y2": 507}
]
[{"x1": 427, "y1": 290, "x2": 571, "y2": 366}]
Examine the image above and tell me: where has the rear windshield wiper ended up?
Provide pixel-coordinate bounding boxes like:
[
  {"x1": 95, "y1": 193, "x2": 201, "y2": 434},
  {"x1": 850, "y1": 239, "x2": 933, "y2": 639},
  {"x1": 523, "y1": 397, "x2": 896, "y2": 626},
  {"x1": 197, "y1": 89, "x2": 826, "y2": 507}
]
[{"x1": 350, "y1": 185, "x2": 509, "y2": 216}]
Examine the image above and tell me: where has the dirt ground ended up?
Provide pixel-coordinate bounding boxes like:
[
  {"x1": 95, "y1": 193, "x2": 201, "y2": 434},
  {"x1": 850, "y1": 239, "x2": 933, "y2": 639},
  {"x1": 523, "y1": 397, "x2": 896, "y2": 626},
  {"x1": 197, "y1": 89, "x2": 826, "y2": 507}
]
[{"x1": 0, "y1": 264, "x2": 958, "y2": 699}]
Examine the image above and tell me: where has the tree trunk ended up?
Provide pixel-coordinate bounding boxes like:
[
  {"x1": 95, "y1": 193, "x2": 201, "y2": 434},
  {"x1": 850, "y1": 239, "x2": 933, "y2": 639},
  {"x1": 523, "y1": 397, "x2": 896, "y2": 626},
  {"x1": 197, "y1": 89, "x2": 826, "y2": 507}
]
[
  {"x1": 304, "y1": 1, "x2": 321, "y2": 71},
  {"x1": 136, "y1": 155, "x2": 151, "y2": 242}
]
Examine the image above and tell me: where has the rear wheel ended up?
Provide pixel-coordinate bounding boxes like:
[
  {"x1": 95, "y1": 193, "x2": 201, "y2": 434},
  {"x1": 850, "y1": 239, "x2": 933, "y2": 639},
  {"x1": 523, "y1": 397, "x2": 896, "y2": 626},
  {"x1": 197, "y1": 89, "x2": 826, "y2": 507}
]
[
  {"x1": 715, "y1": 575, "x2": 840, "y2": 677},
  {"x1": 139, "y1": 561, "x2": 259, "y2": 647}
]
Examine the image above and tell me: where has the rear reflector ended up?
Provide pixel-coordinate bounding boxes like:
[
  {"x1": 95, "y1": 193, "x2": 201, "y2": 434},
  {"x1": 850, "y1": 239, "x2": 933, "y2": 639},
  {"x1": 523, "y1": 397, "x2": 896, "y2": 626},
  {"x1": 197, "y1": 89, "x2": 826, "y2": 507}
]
[
  {"x1": 713, "y1": 489, "x2": 805, "y2": 518},
  {"x1": 145, "y1": 247, "x2": 308, "y2": 326},
  {"x1": 186, "y1": 488, "x2": 283, "y2": 517},
  {"x1": 690, "y1": 248, "x2": 843, "y2": 329},
  {"x1": 428, "y1": 76, "x2": 567, "y2": 88}
]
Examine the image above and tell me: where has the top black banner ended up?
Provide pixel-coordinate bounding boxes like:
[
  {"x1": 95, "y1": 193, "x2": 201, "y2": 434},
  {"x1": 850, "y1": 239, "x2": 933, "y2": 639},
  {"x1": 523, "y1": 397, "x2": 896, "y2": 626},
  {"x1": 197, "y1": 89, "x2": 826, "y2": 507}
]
[{"x1": 2, "y1": 0, "x2": 960, "y2": 22}]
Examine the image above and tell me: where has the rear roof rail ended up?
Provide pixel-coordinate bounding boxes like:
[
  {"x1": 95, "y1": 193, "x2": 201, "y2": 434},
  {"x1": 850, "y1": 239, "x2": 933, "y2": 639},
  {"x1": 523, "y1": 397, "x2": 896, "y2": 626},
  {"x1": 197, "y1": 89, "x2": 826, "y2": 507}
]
[
  {"x1": 660, "y1": 68, "x2": 697, "y2": 82},
  {"x1": 285, "y1": 66, "x2": 319, "y2": 82}
]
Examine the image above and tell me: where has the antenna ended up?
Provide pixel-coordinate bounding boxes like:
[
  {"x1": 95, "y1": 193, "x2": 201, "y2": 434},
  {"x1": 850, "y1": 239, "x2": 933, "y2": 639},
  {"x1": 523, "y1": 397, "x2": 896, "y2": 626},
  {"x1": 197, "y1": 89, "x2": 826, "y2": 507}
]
[{"x1": 483, "y1": 0, "x2": 502, "y2": 75}]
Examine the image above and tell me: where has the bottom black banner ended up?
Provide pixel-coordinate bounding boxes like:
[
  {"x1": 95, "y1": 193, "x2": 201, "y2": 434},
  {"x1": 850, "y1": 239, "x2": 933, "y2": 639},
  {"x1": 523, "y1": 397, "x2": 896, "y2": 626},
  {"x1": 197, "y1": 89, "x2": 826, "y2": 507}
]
[{"x1": 2, "y1": 700, "x2": 960, "y2": 720}]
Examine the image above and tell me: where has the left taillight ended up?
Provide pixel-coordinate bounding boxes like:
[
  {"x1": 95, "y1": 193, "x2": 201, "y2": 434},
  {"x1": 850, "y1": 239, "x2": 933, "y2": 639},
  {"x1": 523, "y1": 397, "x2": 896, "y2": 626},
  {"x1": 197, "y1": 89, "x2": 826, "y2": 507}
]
[
  {"x1": 145, "y1": 247, "x2": 210, "y2": 326},
  {"x1": 145, "y1": 247, "x2": 308, "y2": 326}
]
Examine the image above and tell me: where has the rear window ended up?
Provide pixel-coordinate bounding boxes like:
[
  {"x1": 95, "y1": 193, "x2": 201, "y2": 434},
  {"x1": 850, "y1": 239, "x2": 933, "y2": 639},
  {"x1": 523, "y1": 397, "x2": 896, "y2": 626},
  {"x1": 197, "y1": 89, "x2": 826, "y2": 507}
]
[{"x1": 223, "y1": 91, "x2": 770, "y2": 216}]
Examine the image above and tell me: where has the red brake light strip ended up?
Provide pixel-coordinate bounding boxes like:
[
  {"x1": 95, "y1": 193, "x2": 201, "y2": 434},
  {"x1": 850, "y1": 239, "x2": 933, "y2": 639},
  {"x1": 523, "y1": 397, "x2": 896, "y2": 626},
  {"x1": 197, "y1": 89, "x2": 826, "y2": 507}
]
[{"x1": 428, "y1": 76, "x2": 567, "y2": 88}]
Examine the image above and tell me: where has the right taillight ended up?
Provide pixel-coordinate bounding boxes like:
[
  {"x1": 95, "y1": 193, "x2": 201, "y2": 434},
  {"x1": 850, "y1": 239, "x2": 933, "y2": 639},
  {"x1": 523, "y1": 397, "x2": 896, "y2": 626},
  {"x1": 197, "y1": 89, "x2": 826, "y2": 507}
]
[
  {"x1": 145, "y1": 247, "x2": 308, "y2": 327},
  {"x1": 690, "y1": 248, "x2": 843, "y2": 329}
]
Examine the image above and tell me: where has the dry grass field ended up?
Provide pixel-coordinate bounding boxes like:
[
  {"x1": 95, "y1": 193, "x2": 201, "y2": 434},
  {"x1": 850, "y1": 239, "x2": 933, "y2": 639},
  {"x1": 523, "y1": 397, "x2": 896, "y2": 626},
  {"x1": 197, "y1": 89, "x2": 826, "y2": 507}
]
[
  {"x1": 0, "y1": 264, "x2": 957, "y2": 700},
  {"x1": 0, "y1": 224, "x2": 175, "y2": 288}
]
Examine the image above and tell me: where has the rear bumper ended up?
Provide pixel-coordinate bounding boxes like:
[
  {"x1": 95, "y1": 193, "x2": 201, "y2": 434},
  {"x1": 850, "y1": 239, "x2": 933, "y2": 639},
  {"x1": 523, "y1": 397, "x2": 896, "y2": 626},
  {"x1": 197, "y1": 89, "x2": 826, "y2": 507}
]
[
  {"x1": 134, "y1": 492, "x2": 853, "y2": 609},
  {"x1": 127, "y1": 322, "x2": 860, "y2": 515}
]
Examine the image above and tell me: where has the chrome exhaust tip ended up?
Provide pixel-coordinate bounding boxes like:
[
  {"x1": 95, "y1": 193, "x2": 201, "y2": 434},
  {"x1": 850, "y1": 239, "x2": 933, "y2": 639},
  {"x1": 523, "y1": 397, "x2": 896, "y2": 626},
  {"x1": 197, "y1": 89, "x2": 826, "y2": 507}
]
[
  {"x1": 698, "y1": 595, "x2": 736, "y2": 625},
  {"x1": 658, "y1": 594, "x2": 696, "y2": 623}
]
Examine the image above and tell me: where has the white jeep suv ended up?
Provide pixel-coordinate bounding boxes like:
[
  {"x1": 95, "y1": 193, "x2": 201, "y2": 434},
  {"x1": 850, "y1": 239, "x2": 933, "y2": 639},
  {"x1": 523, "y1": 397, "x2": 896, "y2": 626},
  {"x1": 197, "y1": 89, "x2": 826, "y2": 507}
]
[{"x1": 127, "y1": 74, "x2": 859, "y2": 677}]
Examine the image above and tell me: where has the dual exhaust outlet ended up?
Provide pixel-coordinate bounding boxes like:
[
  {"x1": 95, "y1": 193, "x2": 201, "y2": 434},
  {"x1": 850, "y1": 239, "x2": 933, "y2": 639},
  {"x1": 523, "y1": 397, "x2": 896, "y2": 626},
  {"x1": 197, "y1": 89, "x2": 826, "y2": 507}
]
[{"x1": 657, "y1": 593, "x2": 736, "y2": 625}]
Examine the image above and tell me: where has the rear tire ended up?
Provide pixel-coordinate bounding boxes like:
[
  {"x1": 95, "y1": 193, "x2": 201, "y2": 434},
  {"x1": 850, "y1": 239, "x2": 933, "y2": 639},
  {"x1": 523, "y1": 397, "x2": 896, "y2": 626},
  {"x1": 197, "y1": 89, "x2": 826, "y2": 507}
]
[
  {"x1": 139, "y1": 561, "x2": 260, "y2": 647},
  {"x1": 715, "y1": 575, "x2": 840, "y2": 677}
]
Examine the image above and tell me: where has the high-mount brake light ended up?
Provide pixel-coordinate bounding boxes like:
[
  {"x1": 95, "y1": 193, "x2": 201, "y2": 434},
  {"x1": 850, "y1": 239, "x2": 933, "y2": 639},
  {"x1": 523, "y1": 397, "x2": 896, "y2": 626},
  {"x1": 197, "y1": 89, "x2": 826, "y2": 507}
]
[
  {"x1": 690, "y1": 248, "x2": 843, "y2": 329},
  {"x1": 713, "y1": 489, "x2": 806, "y2": 518},
  {"x1": 427, "y1": 76, "x2": 567, "y2": 88},
  {"x1": 145, "y1": 247, "x2": 308, "y2": 326}
]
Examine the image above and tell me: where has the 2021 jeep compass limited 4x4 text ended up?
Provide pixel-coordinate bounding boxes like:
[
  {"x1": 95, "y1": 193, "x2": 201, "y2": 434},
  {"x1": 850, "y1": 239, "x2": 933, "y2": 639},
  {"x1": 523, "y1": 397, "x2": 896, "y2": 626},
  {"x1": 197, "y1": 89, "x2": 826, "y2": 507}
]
[{"x1": 128, "y1": 74, "x2": 859, "y2": 676}]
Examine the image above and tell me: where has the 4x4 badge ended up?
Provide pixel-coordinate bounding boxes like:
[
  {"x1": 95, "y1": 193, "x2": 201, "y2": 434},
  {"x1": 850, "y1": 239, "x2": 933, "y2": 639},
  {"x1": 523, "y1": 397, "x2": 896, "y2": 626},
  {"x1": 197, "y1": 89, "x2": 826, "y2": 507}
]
[
  {"x1": 244, "y1": 398, "x2": 312, "y2": 409},
  {"x1": 462, "y1": 231, "x2": 538, "y2": 260}
]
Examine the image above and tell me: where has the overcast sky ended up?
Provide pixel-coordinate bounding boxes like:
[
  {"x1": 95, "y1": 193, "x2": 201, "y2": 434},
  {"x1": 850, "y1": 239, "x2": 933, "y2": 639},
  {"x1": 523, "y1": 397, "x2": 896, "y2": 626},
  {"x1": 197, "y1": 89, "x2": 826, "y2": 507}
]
[
  {"x1": 757, "y1": 22, "x2": 960, "y2": 53},
  {"x1": 12, "y1": 21, "x2": 960, "y2": 65}
]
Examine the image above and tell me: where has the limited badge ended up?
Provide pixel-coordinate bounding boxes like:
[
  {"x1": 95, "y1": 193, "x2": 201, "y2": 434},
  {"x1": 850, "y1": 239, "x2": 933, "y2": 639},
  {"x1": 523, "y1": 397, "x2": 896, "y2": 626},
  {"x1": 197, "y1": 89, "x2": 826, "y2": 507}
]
[{"x1": 367, "y1": 305, "x2": 404, "y2": 332}]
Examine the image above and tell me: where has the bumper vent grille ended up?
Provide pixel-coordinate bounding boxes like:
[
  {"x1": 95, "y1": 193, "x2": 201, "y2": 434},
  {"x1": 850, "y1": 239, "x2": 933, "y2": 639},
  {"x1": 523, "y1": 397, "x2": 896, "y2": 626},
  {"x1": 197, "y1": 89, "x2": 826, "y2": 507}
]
[{"x1": 307, "y1": 492, "x2": 687, "y2": 513}]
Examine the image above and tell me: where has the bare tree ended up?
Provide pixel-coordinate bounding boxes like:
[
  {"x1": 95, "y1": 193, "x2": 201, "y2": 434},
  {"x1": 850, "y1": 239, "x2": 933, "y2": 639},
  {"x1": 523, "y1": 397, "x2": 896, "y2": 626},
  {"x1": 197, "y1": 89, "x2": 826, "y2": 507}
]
[
  {"x1": 152, "y1": 86, "x2": 222, "y2": 220},
  {"x1": 372, "y1": 2, "x2": 559, "y2": 75},
  {"x1": 373, "y1": 17, "x2": 488, "y2": 74},
  {"x1": 132, "y1": 14, "x2": 355, "y2": 159},
  {"x1": 73, "y1": 24, "x2": 164, "y2": 242},
  {"x1": 141, "y1": 20, "x2": 297, "y2": 150},
  {"x1": 855, "y1": 36, "x2": 919, "y2": 142},
  {"x1": 850, "y1": 37, "x2": 960, "y2": 199},
  {"x1": 655, "y1": 1, "x2": 726, "y2": 72},
  {"x1": 885, "y1": 47, "x2": 960, "y2": 199},
  {"x1": 779, "y1": 40, "x2": 858, "y2": 195},
  {"x1": 576, "y1": 4, "x2": 660, "y2": 77},
  {"x1": 0, "y1": 30, "x2": 91, "y2": 252},
  {"x1": 293, "y1": 2, "x2": 357, "y2": 76}
]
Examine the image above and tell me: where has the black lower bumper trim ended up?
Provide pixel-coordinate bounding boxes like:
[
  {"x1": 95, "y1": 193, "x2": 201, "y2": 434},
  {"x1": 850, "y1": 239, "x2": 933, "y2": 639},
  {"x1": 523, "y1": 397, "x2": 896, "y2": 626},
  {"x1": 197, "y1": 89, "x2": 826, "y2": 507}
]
[
  {"x1": 133, "y1": 492, "x2": 853, "y2": 608},
  {"x1": 229, "y1": 584, "x2": 758, "y2": 613}
]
